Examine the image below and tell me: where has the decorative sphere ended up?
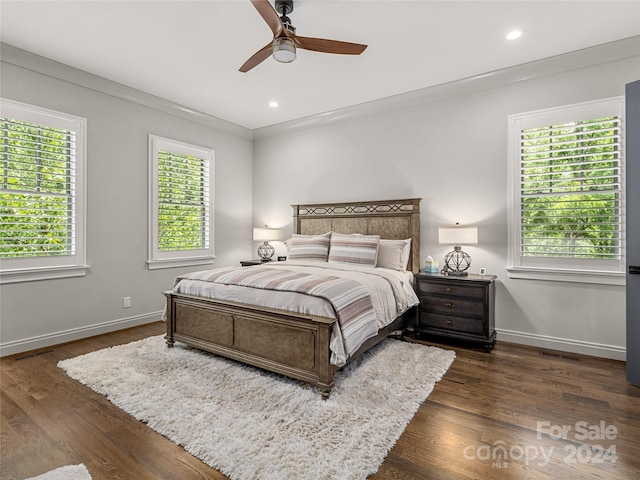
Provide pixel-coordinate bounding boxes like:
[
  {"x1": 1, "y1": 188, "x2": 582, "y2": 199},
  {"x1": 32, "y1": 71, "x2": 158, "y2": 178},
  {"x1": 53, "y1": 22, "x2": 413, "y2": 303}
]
[
  {"x1": 257, "y1": 243, "x2": 275, "y2": 261},
  {"x1": 444, "y1": 247, "x2": 471, "y2": 273}
]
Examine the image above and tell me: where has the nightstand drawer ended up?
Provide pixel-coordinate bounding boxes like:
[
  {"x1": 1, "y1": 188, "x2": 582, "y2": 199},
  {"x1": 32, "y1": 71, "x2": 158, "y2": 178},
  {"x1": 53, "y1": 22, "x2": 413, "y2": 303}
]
[
  {"x1": 416, "y1": 280, "x2": 485, "y2": 300},
  {"x1": 419, "y1": 312, "x2": 484, "y2": 335},
  {"x1": 420, "y1": 297, "x2": 485, "y2": 318}
]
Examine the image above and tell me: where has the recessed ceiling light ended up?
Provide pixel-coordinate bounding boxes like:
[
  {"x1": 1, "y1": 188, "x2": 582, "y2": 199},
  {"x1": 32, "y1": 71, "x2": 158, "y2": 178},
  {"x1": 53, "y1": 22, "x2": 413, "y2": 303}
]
[
  {"x1": 269, "y1": 101, "x2": 279, "y2": 108},
  {"x1": 506, "y1": 30, "x2": 522, "y2": 40}
]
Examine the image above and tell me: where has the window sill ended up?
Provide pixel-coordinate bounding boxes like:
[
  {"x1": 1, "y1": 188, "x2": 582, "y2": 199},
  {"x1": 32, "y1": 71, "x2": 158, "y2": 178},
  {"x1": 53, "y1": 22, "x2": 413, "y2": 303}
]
[
  {"x1": 506, "y1": 266, "x2": 625, "y2": 285},
  {"x1": 0, "y1": 265, "x2": 90, "y2": 284},
  {"x1": 147, "y1": 257, "x2": 216, "y2": 270}
]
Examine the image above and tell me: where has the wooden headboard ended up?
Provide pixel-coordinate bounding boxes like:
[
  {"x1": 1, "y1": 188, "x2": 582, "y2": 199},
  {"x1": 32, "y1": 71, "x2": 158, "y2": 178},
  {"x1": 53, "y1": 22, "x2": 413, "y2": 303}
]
[{"x1": 291, "y1": 198, "x2": 421, "y2": 274}]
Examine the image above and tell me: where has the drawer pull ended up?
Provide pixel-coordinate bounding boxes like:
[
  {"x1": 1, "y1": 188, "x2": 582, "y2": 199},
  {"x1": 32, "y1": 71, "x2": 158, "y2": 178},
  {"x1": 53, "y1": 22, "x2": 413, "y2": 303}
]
[
  {"x1": 445, "y1": 302, "x2": 454, "y2": 308},
  {"x1": 445, "y1": 287, "x2": 454, "y2": 292},
  {"x1": 446, "y1": 319, "x2": 453, "y2": 325}
]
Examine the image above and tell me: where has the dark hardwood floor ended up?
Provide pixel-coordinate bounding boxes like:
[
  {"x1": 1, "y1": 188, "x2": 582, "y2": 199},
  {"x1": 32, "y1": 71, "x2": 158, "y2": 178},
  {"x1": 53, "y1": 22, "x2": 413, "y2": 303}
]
[{"x1": 1, "y1": 322, "x2": 638, "y2": 479}]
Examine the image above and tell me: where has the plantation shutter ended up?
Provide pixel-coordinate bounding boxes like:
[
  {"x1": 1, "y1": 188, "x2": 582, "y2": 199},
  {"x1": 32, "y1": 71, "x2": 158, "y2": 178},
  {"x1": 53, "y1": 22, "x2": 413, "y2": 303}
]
[
  {"x1": 519, "y1": 116, "x2": 621, "y2": 260},
  {"x1": 148, "y1": 134, "x2": 214, "y2": 270},
  {"x1": 0, "y1": 117, "x2": 76, "y2": 258},
  {"x1": 157, "y1": 150, "x2": 210, "y2": 251}
]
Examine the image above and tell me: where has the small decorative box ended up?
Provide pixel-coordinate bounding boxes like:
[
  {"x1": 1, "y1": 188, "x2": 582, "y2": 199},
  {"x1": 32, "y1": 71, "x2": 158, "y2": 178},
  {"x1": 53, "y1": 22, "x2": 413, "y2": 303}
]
[{"x1": 424, "y1": 257, "x2": 440, "y2": 274}]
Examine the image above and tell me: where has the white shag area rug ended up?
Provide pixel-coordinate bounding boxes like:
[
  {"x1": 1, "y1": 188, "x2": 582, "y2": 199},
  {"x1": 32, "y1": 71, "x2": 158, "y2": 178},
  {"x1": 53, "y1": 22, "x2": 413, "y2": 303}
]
[
  {"x1": 25, "y1": 464, "x2": 91, "y2": 480},
  {"x1": 59, "y1": 335, "x2": 455, "y2": 480}
]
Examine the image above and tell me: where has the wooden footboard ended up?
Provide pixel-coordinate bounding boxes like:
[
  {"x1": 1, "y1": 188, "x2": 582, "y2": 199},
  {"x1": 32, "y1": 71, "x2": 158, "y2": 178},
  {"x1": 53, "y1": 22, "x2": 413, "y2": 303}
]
[{"x1": 164, "y1": 291, "x2": 338, "y2": 398}]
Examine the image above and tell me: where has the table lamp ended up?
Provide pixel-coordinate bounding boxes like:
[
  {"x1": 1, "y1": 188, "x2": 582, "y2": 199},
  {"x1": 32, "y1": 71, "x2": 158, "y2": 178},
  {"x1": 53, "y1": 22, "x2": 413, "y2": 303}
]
[{"x1": 253, "y1": 226, "x2": 281, "y2": 261}]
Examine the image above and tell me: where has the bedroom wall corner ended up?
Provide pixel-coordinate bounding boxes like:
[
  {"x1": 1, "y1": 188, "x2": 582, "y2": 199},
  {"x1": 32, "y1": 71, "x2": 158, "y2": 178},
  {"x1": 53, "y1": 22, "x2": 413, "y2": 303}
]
[
  {"x1": 0, "y1": 47, "x2": 254, "y2": 356},
  {"x1": 251, "y1": 49, "x2": 639, "y2": 360}
]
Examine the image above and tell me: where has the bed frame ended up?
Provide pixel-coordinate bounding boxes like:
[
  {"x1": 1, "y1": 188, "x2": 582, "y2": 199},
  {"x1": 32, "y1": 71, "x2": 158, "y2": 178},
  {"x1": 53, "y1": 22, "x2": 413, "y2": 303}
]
[{"x1": 164, "y1": 198, "x2": 421, "y2": 398}]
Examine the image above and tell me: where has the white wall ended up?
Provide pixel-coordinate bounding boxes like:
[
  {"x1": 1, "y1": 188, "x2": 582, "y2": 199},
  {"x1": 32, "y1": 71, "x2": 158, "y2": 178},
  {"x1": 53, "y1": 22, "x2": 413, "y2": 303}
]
[
  {"x1": 252, "y1": 53, "x2": 639, "y2": 360},
  {"x1": 1, "y1": 42, "x2": 636, "y2": 360},
  {"x1": 0, "y1": 47, "x2": 254, "y2": 355}
]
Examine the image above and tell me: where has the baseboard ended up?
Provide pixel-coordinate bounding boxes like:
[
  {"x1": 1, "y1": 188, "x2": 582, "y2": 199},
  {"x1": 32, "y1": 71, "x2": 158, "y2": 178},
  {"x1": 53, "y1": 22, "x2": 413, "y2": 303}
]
[
  {"x1": 2, "y1": 318, "x2": 626, "y2": 361},
  {"x1": 497, "y1": 328, "x2": 626, "y2": 361},
  {"x1": 0, "y1": 311, "x2": 163, "y2": 357}
]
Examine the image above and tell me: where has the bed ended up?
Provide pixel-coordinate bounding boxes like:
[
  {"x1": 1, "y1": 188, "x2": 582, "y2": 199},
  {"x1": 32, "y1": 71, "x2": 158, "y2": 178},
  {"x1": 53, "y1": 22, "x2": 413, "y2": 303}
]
[{"x1": 164, "y1": 198, "x2": 421, "y2": 398}]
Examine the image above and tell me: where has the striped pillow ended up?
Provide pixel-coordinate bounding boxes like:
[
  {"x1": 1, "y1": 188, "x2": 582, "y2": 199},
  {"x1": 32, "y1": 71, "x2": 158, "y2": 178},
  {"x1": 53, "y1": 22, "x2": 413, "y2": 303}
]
[
  {"x1": 328, "y1": 233, "x2": 380, "y2": 267},
  {"x1": 288, "y1": 232, "x2": 331, "y2": 261}
]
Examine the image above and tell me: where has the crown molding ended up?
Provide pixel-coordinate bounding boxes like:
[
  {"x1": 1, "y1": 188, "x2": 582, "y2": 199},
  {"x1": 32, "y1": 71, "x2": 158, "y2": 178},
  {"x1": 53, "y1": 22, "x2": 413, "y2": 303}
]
[
  {"x1": 253, "y1": 36, "x2": 640, "y2": 140},
  {"x1": 3, "y1": 37, "x2": 638, "y2": 143},
  {"x1": 0, "y1": 43, "x2": 253, "y2": 140}
]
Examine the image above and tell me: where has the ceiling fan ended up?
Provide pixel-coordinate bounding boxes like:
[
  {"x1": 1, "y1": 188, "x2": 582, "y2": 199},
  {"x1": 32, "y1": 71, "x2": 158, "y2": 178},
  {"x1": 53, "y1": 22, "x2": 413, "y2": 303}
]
[{"x1": 239, "y1": 0, "x2": 368, "y2": 73}]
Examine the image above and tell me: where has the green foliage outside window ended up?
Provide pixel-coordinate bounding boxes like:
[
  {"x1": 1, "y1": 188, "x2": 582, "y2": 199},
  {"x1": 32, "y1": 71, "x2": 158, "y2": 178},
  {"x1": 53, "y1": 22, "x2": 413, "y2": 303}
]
[
  {"x1": 520, "y1": 116, "x2": 620, "y2": 259},
  {"x1": 0, "y1": 118, "x2": 74, "y2": 258},
  {"x1": 157, "y1": 151, "x2": 209, "y2": 251}
]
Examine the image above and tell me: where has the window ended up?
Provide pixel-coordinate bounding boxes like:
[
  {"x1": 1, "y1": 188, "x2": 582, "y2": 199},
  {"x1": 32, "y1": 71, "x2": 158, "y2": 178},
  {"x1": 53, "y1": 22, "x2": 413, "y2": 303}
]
[
  {"x1": 507, "y1": 97, "x2": 625, "y2": 285},
  {"x1": 148, "y1": 135, "x2": 214, "y2": 269},
  {"x1": 0, "y1": 98, "x2": 87, "y2": 283}
]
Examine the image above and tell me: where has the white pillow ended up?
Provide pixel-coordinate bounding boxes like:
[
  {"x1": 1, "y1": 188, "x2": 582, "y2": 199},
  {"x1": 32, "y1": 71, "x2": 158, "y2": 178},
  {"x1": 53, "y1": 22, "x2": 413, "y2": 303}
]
[
  {"x1": 377, "y1": 238, "x2": 412, "y2": 270},
  {"x1": 400, "y1": 238, "x2": 412, "y2": 270},
  {"x1": 377, "y1": 239, "x2": 408, "y2": 271}
]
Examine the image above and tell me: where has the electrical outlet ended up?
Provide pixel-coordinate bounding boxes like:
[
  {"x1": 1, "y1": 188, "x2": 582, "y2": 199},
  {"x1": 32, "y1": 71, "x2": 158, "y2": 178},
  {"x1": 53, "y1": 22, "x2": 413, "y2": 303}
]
[
  {"x1": 479, "y1": 267, "x2": 487, "y2": 276},
  {"x1": 123, "y1": 296, "x2": 131, "y2": 308}
]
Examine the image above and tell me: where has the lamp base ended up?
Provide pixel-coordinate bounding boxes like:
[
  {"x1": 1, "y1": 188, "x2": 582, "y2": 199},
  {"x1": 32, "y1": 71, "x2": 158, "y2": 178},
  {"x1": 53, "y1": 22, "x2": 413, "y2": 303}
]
[
  {"x1": 443, "y1": 246, "x2": 471, "y2": 276},
  {"x1": 257, "y1": 242, "x2": 275, "y2": 262},
  {"x1": 443, "y1": 270, "x2": 468, "y2": 277}
]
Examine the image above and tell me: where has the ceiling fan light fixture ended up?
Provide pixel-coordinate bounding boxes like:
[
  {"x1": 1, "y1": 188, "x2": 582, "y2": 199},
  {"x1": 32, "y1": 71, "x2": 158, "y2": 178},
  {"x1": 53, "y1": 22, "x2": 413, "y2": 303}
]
[{"x1": 273, "y1": 37, "x2": 296, "y2": 63}]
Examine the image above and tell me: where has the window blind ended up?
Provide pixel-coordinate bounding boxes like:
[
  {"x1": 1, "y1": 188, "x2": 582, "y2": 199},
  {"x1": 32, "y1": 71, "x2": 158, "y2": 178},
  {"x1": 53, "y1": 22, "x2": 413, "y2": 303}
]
[
  {"x1": 0, "y1": 117, "x2": 76, "y2": 258},
  {"x1": 157, "y1": 150, "x2": 210, "y2": 251},
  {"x1": 519, "y1": 116, "x2": 621, "y2": 259}
]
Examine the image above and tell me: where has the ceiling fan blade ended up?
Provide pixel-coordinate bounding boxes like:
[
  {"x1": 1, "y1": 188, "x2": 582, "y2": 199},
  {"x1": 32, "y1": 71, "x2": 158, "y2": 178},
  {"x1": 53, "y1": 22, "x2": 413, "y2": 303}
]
[
  {"x1": 239, "y1": 43, "x2": 273, "y2": 73},
  {"x1": 294, "y1": 36, "x2": 368, "y2": 55},
  {"x1": 250, "y1": 0, "x2": 283, "y2": 37}
]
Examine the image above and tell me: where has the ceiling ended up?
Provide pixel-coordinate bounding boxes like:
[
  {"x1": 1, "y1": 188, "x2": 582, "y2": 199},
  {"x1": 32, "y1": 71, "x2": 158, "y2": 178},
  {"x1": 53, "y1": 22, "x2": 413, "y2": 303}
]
[{"x1": 1, "y1": 1, "x2": 639, "y2": 131}]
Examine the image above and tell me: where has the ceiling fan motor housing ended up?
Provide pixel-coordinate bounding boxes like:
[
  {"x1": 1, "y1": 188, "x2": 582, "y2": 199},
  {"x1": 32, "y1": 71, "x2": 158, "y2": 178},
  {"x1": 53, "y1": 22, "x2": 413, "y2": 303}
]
[{"x1": 276, "y1": 0, "x2": 295, "y2": 31}]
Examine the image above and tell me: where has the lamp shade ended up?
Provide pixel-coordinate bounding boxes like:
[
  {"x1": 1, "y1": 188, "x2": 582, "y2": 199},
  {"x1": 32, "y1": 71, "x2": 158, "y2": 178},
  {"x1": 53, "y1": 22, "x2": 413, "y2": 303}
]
[
  {"x1": 253, "y1": 227, "x2": 281, "y2": 242},
  {"x1": 438, "y1": 226, "x2": 478, "y2": 245}
]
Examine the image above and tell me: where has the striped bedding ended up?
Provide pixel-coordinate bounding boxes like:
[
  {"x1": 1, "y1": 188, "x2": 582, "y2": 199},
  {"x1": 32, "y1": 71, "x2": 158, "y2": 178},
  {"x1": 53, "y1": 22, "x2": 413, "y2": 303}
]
[{"x1": 172, "y1": 262, "x2": 419, "y2": 366}]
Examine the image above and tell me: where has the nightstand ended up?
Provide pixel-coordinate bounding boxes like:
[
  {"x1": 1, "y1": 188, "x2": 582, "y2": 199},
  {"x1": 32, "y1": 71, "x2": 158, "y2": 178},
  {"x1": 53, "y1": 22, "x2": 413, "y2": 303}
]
[
  {"x1": 414, "y1": 273, "x2": 496, "y2": 351},
  {"x1": 240, "y1": 259, "x2": 269, "y2": 266}
]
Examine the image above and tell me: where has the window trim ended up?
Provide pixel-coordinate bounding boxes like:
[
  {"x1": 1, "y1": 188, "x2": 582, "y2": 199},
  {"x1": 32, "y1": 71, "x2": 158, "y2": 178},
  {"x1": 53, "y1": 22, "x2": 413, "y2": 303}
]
[
  {"x1": 506, "y1": 97, "x2": 625, "y2": 285},
  {"x1": 0, "y1": 98, "x2": 88, "y2": 284},
  {"x1": 147, "y1": 135, "x2": 215, "y2": 270}
]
